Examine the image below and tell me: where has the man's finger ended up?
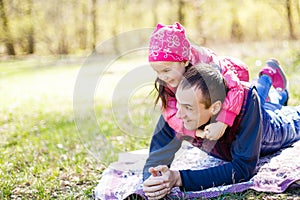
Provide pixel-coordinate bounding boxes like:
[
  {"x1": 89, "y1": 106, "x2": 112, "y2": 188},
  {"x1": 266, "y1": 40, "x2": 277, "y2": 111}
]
[
  {"x1": 153, "y1": 165, "x2": 168, "y2": 174},
  {"x1": 143, "y1": 177, "x2": 164, "y2": 188},
  {"x1": 149, "y1": 167, "x2": 161, "y2": 176},
  {"x1": 146, "y1": 188, "x2": 168, "y2": 200}
]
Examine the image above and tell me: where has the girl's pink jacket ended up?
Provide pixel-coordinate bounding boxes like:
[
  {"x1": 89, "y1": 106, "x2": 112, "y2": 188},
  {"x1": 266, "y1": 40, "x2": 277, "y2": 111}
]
[{"x1": 162, "y1": 46, "x2": 249, "y2": 138}]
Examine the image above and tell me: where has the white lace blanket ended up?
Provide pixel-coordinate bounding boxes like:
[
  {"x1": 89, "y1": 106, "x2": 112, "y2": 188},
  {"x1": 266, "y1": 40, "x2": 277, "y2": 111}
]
[{"x1": 94, "y1": 141, "x2": 300, "y2": 199}]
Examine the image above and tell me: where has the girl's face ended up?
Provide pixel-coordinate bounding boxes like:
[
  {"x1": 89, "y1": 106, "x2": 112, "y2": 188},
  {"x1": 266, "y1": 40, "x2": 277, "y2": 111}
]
[{"x1": 150, "y1": 61, "x2": 187, "y2": 88}]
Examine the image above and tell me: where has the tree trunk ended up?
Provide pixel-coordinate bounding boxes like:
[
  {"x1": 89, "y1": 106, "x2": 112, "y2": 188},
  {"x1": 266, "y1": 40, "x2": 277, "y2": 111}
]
[
  {"x1": 151, "y1": 0, "x2": 158, "y2": 27},
  {"x1": 231, "y1": 17, "x2": 244, "y2": 42},
  {"x1": 296, "y1": 0, "x2": 300, "y2": 29},
  {"x1": 111, "y1": 0, "x2": 121, "y2": 55},
  {"x1": 178, "y1": 0, "x2": 185, "y2": 24},
  {"x1": 91, "y1": 0, "x2": 97, "y2": 49},
  {"x1": 230, "y1": 9, "x2": 244, "y2": 42},
  {"x1": 0, "y1": 0, "x2": 16, "y2": 55},
  {"x1": 194, "y1": 1, "x2": 206, "y2": 45},
  {"x1": 27, "y1": 0, "x2": 35, "y2": 54},
  {"x1": 79, "y1": 2, "x2": 88, "y2": 49},
  {"x1": 286, "y1": 0, "x2": 296, "y2": 39},
  {"x1": 56, "y1": 1, "x2": 69, "y2": 54}
]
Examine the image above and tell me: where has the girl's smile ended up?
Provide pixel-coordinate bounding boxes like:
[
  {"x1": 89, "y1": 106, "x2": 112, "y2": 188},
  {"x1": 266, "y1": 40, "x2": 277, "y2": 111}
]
[{"x1": 150, "y1": 61, "x2": 187, "y2": 88}]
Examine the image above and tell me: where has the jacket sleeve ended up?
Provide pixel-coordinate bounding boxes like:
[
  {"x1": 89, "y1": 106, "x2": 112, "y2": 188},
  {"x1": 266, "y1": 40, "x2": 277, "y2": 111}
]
[
  {"x1": 216, "y1": 67, "x2": 244, "y2": 126},
  {"x1": 162, "y1": 96, "x2": 196, "y2": 138},
  {"x1": 190, "y1": 46, "x2": 245, "y2": 127},
  {"x1": 179, "y1": 88, "x2": 262, "y2": 191},
  {"x1": 143, "y1": 115, "x2": 182, "y2": 181}
]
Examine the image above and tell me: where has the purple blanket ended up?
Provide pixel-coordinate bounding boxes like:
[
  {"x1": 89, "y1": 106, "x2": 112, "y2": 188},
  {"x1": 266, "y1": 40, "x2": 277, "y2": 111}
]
[{"x1": 94, "y1": 140, "x2": 300, "y2": 199}]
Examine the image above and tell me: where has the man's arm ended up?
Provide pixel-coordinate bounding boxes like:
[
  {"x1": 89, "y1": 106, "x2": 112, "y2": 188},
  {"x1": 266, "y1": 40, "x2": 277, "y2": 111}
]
[
  {"x1": 179, "y1": 88, "x2": 262, "y2": 191},
  {"x1": 143, "y1": 115, "x2": 182, "y2": 180}
]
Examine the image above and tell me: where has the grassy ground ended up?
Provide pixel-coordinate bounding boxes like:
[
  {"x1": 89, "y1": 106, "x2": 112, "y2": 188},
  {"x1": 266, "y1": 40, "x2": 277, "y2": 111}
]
[
  {"x1": 0, "y1": 57, "x2": 103, "y2": 199},
  {"x1": 1, "y1": 40, "x2": 300, "y2": 199}
]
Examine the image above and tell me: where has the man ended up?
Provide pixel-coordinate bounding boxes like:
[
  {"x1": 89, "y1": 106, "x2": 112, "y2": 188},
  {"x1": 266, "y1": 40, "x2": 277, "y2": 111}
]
[{"x1": 143, "y1": 63, "x2": 300, "y2": 199}]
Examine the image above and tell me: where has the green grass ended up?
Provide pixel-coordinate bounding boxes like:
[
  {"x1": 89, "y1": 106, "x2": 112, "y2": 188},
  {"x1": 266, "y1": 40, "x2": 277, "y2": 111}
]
[
  {"x1": 1, "y1": 40, "x2": 300, "y2": 199},
  {"x1": 0, "y1": 57, "x2": 105, "y2": 199}
]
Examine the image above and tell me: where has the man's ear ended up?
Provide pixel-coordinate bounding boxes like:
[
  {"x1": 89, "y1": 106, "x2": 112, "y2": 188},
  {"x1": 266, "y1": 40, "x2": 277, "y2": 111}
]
[{"x1": 210, "y1": 100, "x2": 222, "y2": 115}]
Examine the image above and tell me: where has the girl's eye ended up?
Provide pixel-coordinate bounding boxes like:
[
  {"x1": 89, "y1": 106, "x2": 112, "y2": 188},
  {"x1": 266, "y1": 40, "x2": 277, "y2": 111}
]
[{"x1": 163, "y1": 69, "x2": 170, "y2": 72}]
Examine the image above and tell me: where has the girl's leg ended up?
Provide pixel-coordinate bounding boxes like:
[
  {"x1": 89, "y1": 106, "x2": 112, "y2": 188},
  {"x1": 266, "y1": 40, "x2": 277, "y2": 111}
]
[
  {"x1": 259, "y1": 58, "x2": 287, "y2": 91},
  {"x1": 258, "y1": 58, "x2": 289, "y2": 105},
  {"x1": 256, "y1": 75, "x2": 289, "y2": 106},
  {"x1": 255, "y1": 74, "x2": 272, "y2": 105},
  {"x1": 277, "y1": 89, "x2": 289, "y2": 106}
]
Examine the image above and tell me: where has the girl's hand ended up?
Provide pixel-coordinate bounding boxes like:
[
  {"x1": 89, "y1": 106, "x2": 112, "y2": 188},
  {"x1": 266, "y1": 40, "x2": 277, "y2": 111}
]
[
  {"x1": 196, "y1": 122, "x2": 228, "y2": 140},
  {"x1": 196, "y1": 129, "x2": 206, "y2": 138}
]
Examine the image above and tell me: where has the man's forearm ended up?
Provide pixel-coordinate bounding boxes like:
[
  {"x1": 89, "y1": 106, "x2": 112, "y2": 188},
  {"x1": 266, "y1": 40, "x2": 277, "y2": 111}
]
[{"x1": 143, "y1": 115, "x2": 182, "y2": 180}]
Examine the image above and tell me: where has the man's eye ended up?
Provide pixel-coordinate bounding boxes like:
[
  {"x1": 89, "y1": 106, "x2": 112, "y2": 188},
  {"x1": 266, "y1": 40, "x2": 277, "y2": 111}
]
[{"x1": 186, "y1": 106, "x2": 192, "y2": 110}]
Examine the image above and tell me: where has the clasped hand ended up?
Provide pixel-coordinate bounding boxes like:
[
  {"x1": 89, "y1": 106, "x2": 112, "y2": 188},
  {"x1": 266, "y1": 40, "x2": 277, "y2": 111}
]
[{"x1": 143, "y1": 165, "x2": 181, "y2": 200}]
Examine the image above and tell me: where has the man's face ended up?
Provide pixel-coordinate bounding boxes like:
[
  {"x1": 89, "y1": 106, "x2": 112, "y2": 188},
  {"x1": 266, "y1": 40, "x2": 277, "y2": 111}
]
[{"x1": 175, "y1": 86, "x2": 213, "y2": 130}]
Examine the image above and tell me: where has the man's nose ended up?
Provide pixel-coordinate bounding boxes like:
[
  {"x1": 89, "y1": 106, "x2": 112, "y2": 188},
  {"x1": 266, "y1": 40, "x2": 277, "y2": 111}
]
[{"x1": 176, "y1": 106, "x2": 183, "y2": 119}]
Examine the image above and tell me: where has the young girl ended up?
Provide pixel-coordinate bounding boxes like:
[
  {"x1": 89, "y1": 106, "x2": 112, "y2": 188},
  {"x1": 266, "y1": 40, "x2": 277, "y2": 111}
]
[{"x1": 148, "y1": 22, "x2": 249, "y2": 140}]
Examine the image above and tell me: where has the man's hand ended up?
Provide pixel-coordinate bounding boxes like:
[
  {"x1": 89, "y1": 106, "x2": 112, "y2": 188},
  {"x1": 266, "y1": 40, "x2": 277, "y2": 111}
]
[
  {"x1": 143, "y1": 165, "x2": 182, "y2": 199},
  {"x1": 196, "y1": 121, "x2": 228, "y2": 140},
  {"x1": 149, "y1": 167, "x2": 162, "y2": 177}
]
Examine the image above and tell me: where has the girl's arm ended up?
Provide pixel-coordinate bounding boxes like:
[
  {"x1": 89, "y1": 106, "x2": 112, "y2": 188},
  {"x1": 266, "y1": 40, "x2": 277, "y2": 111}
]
[
  {"x1": 190, "y1": 46, "x2": 246, "y2": 127},
  {"x1": 216, "y1": 67, "x2": 244, "y2": 126},
  {"x1": 163, "y1": 46, "x2": 247, "y2": 139}
]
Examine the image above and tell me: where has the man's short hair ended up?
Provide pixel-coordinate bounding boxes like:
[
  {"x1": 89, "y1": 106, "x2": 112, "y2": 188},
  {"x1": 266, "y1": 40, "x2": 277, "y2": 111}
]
[{"x1": 178, "y1": 63, "x2": 227, "y2": 108}]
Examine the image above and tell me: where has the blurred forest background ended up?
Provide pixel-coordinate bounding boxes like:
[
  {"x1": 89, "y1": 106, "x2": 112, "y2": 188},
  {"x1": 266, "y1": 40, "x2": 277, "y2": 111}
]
[
  {"x1": 0, "y1": 0, "x2": 299, "y2": 56},
  {"x1": 1, "y1": 0, "x2": 300, "y2": 199}
]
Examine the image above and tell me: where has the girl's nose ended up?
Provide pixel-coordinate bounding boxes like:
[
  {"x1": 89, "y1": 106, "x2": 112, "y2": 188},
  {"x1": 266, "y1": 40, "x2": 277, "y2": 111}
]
[{"x1": 159, "y1": 74, "x2": 168, "y2": 82}]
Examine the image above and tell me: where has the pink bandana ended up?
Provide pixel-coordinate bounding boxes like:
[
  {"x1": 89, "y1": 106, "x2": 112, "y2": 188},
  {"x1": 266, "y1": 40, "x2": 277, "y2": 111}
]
[{"x1": 148, "y1": 22, "x2": 191, "y2": 62}]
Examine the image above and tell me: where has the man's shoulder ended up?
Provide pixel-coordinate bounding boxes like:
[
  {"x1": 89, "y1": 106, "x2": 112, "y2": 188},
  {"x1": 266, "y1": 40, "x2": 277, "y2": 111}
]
[
  {"x1": 240, "y1": 81, "x2": 253, "y2": 89},
  {"x1": 240, "y1": 81, "x2": 258, "y2": 96},
  {"x1": 239, "y1": 81, "x2": 259, "y2": 114}
]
